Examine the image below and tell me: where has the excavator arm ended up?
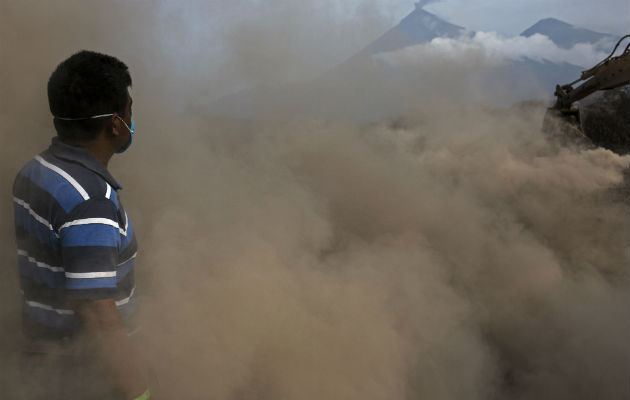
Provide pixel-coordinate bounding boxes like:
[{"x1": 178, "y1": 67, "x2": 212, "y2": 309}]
[
  {"x1": 543, "y1": 35, "x2": 630, "y2": 152},
  {"x1": 552, "y1": 35, "x2": 630, "y2": 113}
]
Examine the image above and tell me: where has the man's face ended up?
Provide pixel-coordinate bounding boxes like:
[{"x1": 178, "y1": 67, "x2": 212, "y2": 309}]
[{"x1": 123, "y1": 88, "x2": 133, "y2": 127}]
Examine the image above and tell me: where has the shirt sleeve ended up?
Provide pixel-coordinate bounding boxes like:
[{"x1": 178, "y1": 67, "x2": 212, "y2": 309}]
[{"x1": 59, "y1": 198, "x2": 122, "y2": 300}]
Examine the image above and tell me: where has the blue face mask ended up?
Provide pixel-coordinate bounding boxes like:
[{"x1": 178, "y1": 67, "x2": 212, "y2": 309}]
[{"x1": 116, "y1": 117, "x2": 135, "y2": 153}]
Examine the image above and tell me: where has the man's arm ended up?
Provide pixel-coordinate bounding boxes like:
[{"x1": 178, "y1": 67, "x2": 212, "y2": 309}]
[{"x1": 75, "y1": 298, "x2": 148, "y2": 399}]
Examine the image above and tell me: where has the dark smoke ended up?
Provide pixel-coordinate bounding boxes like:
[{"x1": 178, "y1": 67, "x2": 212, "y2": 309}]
[{"x1": 1, "y1": 1, "x2": 628, "y2": 399}]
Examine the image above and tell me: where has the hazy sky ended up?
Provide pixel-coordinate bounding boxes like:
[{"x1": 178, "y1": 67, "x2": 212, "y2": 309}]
[
  {"x1": 391, "y1": 0, "x2": 630, "y2": 36},
  {"x1": 201, "y1": 0, "x2": 629, "y2": 91},
  {"x1": 1, "y1": 0, "x2": 626, "y2": 107}
]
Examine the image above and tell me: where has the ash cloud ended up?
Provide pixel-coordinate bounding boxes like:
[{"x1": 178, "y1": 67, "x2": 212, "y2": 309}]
[{"x1": 1, "y1": 1, "x2": 628, "y2": 399}]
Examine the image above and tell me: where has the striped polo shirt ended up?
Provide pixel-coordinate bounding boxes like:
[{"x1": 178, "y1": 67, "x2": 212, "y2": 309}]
[{"x1": 13, "y1": 137, "x2": 138, "y2": 339}]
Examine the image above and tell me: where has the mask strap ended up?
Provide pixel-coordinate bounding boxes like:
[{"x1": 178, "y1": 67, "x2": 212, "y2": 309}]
[
  {"x1": 53, "y1": 113, "x2": 115, "y2": 121},
  {"x1": 116, "y1": 116, "x2": 134, "y2": 134}
]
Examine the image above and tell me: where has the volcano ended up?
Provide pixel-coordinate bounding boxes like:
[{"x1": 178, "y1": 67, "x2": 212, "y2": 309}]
[
  {"x1": 521, "y1": 18, "x2": 616, "y2": 50},
  {"x1": 365, "y1": 2, "x2": 466, "y2": 54}
]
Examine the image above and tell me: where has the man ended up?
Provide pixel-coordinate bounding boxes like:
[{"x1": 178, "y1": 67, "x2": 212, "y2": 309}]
[{"x1": 13, "y1": 51, "x2": 150, "y2": 400}]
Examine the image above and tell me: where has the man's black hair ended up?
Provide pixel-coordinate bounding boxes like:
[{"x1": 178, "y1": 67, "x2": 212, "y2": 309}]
[{"x1": 48, "y1": 50, "x2": 132, "y2": 142}]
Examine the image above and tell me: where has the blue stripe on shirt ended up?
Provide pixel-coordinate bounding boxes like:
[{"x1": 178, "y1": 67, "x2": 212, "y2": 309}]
[
  {"x1": 66, "y1": 276, "x2": 117, "y2": 290},
  {"x1": 109, "y1": 189, "x2": 120, "y2": 210},
  {"x1": 60, "y1": 223, "x2": 121, "y2": 248}
]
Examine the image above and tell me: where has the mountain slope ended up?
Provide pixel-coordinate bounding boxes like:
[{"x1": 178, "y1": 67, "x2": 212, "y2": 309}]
[
  {"x1": 521, "y1": 18, "x2": 615, "y2": 49},
  {"x1": 365, "y1": 2, "x2": 466, "y2": 54}
]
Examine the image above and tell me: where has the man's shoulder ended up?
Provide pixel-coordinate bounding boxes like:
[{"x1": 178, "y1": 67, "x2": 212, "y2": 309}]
[{"x1": 14, "y1": 151, "x2": 115, "y2": 214}]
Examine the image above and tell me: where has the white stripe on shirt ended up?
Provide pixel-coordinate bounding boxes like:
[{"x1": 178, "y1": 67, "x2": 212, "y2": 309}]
[
  {"x1": 35, "y1": 155, "x2": 90, "y2": 201},
  {"x1": 118, "y1": 252, "x2": 137, "y2": 266},
  {"x1": 13, "y1": 197, "x2": 60, "y2": 238},
  {"x1": 115, "y1": 286, "x2": 136, "y2": 307},
  {"x1": 23, "y1": 289, "x2": 135, "y2": 315},
  {"x1": 65, "y1": 271, "x2": 117, "y2": 279},
  {"x1": 17, "y1": 249, "x2": 65, "y2": 273},
  {"x1": 59, "y1": 217, "x2": 127, "y2": 236},
  {"x1": 25, "y1": 300, "x2": 74, "y2": 315}
]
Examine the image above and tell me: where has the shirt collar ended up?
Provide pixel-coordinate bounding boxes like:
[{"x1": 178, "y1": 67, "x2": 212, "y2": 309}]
[{"x1": 49, "y1": 137, "x2": 123, "y2": 190}]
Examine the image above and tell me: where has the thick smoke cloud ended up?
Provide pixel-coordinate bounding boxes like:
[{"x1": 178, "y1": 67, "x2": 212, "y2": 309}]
[{"x1": 1, "y1": 1, "x2": 628, "y2": 399}]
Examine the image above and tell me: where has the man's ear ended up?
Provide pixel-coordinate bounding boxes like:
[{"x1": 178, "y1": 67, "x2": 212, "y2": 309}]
[{"x1": 109, "y1": 114, "x2": 122, "y2": 137}]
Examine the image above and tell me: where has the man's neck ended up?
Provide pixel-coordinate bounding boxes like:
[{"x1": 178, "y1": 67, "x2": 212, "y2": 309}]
[{"x1": 61, "y1": 137, "x2": 113, "y2": 167}]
